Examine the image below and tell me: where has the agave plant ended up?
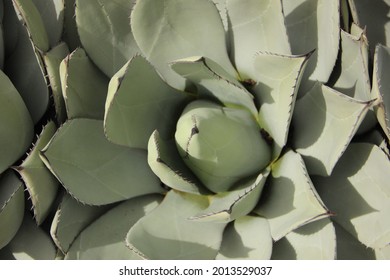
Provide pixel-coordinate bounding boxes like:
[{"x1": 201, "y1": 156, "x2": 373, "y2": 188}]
[{"x1": 1, "y1": 0, "x2": 390, "y2": 260}]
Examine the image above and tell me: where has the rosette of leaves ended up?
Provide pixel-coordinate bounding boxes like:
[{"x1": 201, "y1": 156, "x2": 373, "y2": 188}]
[
  {"x1": 0, "y1": 0, "x2": 79, "y2": 256},
  {"x1": 1, "y1": 0, "x2": 390, "y2": 260}
]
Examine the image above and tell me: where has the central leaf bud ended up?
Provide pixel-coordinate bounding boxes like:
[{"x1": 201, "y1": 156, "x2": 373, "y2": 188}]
[{"x1": 175, "y1": 100, "x2": 271, "y2": 193}]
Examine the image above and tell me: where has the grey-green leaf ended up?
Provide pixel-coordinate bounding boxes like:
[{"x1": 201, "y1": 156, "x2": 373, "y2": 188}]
[
  {"x1": 334, "y1": 222, "x2": 375, "y2": 260},
  {"x1": 271, "y1": 218, "x2": 336, "y2": 260},
  {"x1": 4, "y1": 16, "x2": 49, "y2": 124},
  {"x1": 227, "y1": 0, "x2": 291, "y2": 79},
  {"x1": 331, "y1": 29, "x2": 371, "y2": 101},
  {"x1": 41, "y1": 119, "x2": 163, "y2": 205},
  {"x1": 131, "y1": 0, "x2": 236, "y2": 90},
  {"x1": 348, "y1": 0, "x2": 390, "y2": 58},
  {"x1": 191, "y1": 170, "x2": 269, "y2": 223},
  {"x1": 216, "y1": 216, "x2": 272, "y2": 260},
  {"x1": 14, "y1": 121, "x2": 59, "y2": 225},
  {"x1": 375, "y1": 245, "x2": 390, "y2": 260},
  {"x1": 12, "y1": 0, "x2": 50, "y2": 51},
  {"x1": 60, "y1": 48, "x2": 109, "y2": 120},
  {"x1": 329, "y1": 27, "x2": 376, "y2": 135},
  {"x1": 170, "y1": 56, "x2": 257, "y2": 116},
  {"x1": 254, "y1": 150, "x2": 329, "y2": 241},
  {"x1": 43, "y1": 42, "x2": 69, "y2": 124},
  {"x1": 127, "y1": 190, "x2": 226, "y2": 260},
  {"x1": 65, "y1": 194, "x2": 162, "y2": 260},
  {"x1": 147, "y1": 130, "x2": 208, "y2": 195},
  {"x1": 0, "y1": 70, "x2": 34, "y2": 174},
  {"x1": 0, "y1": 213, "x2": 56, "y2": 260},
  {"x1": 104, "y1": 55, "x2": 189, "y2": 149},
  {"x1": 51, "y1": 193, "x2": 111, "y2": 254},
  {"x1": 314, "y1": 143, "x2": 390, "y2": 249},
  {"x1": 282, "y1": 0, "x2": 340, "y2": 95},
  {"x1": 292, "y1": 83, "x2": 371, "y2": 176},
  {"x1": 372, "y1": 44, "x2": 390, "y2": 141},
  {"x1": 0, "y1": 171, "x2": 25, "y2": 250},
  {"x1": 253, "y1": 52, "x2": 311, "y2": 158},
  {"x1": 75, "y1": 0, "x2": 140, "y2": 77},
  {"x1": 31, "y1": 0, "x2": 65, "y2": 47}
]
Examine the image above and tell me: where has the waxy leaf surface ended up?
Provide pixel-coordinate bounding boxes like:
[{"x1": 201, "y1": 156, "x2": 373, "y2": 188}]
[{"x1": 41, "y1": 119, "x2": 163, "y2": 205}]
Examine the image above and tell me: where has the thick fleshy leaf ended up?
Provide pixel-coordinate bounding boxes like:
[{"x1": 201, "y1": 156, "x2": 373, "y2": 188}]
[
  {"x1": 14, "y1": 121, "x2": 59, "y2": 225},
  {"x1": 62, "y1": 0, "x2": 81, "y2": 50},
  {"x1": 147, "y1": 130, "x2": 208, "y2": 195},
  {"x1": 127, "y1": 190, "x2": 226, "y2": 260},
  {"x1": 372, "y1": 44, "x2": 390, "y2": 141},
  {"x1": 41, "y1": 119, "x2": 163, "y2": 205},
  {"x1": 331, "y1": 30, "x2": 371, "y2": 101},
  {"x1": 254, "y1": 150, "x2": 329, "y2": 241},
  {"x1": 170, "y1": 56, "x2": 257, "y2": 116},
  {"x1": 253, "y1": 52, "x2": 311, "y2": 157},
  {"x1": 314, "y1": 143, "x2": 390, "y2": 249},
  {"x1": 31, "y1": 0, "x2": 64, "y2": 47},
  {"x1": 0, "y1": 70, "x2": 34, "y2": 174},
  {"x1": 50, "y1": 194, "x2": 111, "y2": 254},
  {"x1": 51, "y1": 194, "x2": 111, "y2": 254},
  {"x1": 4, "y1": 17, "x2": 48, "y2": 124},
  {"x1": 216, "y1": 216, "x2": 272, "y2": 260},
  {"x1": 292, "y1": 83, "x2": 372, "y2": 176},
  {"x1": 282, "y1": 0, "x2": 340, "y2": 95},
  {"x1": 0, "y1": 171, "x2": 25, "y2": 250},
  {"x1": 191, "y1": 170, "x2": 269, "y2": 223},
  {"x1": 12, "y1": 0, "x2": 50, "y2": 51},
  {"x1": 131, "y1": 0, "x2": 236, "y2": 89},
  {"x1": 104, "y1": 55, "x2": 189, "y2": 149},
  {"x1": 212, "y1": 0, "x2": 228, "y2": 32},
  {"x1": 60, "y1": 48, "x2": 109, "y2": 120},
  {"x1": 227, "y1": 0, "x2": 291, "y2": 79},
  {"x1": 43, "y1": 42, "x2": 69, "y2": 123},
  {"x1": 75, "y1": 0, "x2": 140, "y2": 77},
  {"x1": 65, "y1": 194, "x2": 162, "y2": 260},
  {"x1": 349, "y1": 0, "x2": 390, "y2": 58},
  {"x1": 375, "y1": 245, "x2": 390, "y2": 260},
  {"x1": 271, "y1": 218, "x2": 336, "y2": 260},
  {"x1": 334, "y1": 222, "x2": 375, "y2": 260},
  {"x1": 330, "y1": 27, "x2": 376, "y2": 134},
  {"x1": 0, "y1": 213, "x2": 56, "y2": 260},
  {"x1": 174, "y1": 100, "x2": 271, "y2": 193}
]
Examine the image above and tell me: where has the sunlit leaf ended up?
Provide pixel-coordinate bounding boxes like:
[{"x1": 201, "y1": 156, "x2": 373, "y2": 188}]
[
  {"x1": 293, "y1": 83, "x2": 371, "y2": 176},
  {"x1": 41, "y1": 119, "x2": 163, "y2": 205},
  {"x1": 105, "y1": 55, "x2": 189, "y2": 149},
  {"x1": 271, "y1": 218, "x2": 336, "y2": 260},
  {"x1": 131, "y1": 0, "x2": 236, "y2": 89},
  {"x1": 127, "y1": 190, "x2": 226, "y2": 259},
  {"x1": 227, "y1": 0, "x2": 291, "y2": 79},
  {"x1": 254, "y1": 150, "x2": 329, "y2": 241},
  {"x1": 217, "y1": 216, "x2": 272, "y2": 260},
  {"x1": 314, "y1": 143, "x2": 390, "y2": 249},
  {"x1": 283, "y1": 0, "x2": 340, "y2": 95}
]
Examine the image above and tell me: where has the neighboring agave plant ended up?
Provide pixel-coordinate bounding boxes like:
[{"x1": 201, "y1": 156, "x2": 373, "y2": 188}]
[{"x1": 1, "y1": 0, "x2": 390, "y2": 260}]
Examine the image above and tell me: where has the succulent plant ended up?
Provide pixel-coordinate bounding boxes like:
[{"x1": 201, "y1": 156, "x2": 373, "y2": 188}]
[{"x1": 1, "y1": 0, "x2": 390, "y2": 260}]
